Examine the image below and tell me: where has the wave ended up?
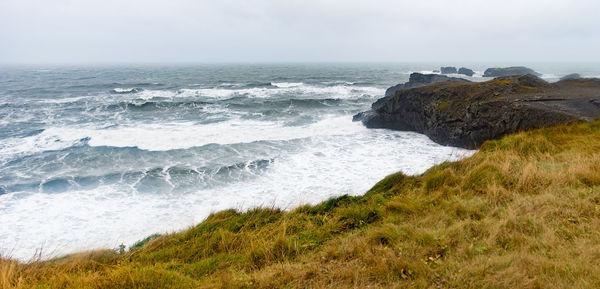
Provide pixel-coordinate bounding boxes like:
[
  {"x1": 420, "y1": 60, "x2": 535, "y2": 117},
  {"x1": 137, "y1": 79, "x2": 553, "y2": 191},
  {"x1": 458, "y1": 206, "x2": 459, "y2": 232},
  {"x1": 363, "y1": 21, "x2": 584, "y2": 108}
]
[
  {"x1": 403, "y1": 70, "x2": 485, "y2": 78},
  {"x1": 103, "y1": 97, "x2": 359, "y2": 114},
  {"x1": 37, "y1": 96, "x2": 88, "y2": 104},
  {"x1": 88, "y1": 117, "x2": 364, "y2": 150},
  {"x1": 1, "y1": 158, "x2": 274, "y2": 195},
  {"x1": 404, "y1": 70, "x2": 441, "y2": 75},
  {"x1": 0, "y1": 116, "x2": 364, "y2": 158},
  {"x1": 111, "y1": 88, "x2": 142, "y2": 94},
  {"x1": 122, "y1": 82, "x2": 383, "y2": 101},
  {"x1": 0, "y1": 128, "x2": 90, "y2": 164},
  {"x1": 241, "y1": 82, "x2": 274, "y2": 88},
  {"x1": 104, "y1": 99, "x2": 213, "y2": 111},
  {"x1": 271, "y1": 82, "x2": 302, "y2": 88}
]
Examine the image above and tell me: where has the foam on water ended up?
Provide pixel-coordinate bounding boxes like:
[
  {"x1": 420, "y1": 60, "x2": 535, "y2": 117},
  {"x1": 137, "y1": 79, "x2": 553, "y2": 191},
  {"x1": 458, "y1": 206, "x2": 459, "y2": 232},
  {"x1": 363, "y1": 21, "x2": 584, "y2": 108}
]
[
  {"x1": 0, "y1": 120, "x2": 475, "y2": 260},
  {"x1": 82, "y1": 116, "x2": 363, "y2": 150},
  {"x1": 111, "y1": 88, "x2": 140, "y2": 94},
  {"x1": 134, "y1": 83, "x2": 383, "y2": 100},
  {"x1": 0, "y1": 116, "x2": 364, "y2": 157},
  {"x1": 37, "y1": 96, "x2": 88, "y2": 104},
  {"x1": 540, "y1": 73, "x2": 559, "y2": 80},
  {"x1": 271, "y1": 82, "x2": 303, "y2": 88},
  {"x1": 0, "y1": 128, "x2": 88, "y2": 163}
]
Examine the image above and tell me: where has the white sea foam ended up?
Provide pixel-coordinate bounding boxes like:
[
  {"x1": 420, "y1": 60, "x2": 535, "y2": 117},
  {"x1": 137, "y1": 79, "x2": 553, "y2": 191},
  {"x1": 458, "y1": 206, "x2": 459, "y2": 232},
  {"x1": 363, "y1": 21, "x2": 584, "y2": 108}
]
[
  {"x1": 540, "y1": 73, "x2": 559, "y2": 80},
  {"x1": 403, "y1": 70, "x2": 439, "y2": 75},
  {"x1": 84, "y1": 117, "x2": 364, "y2": 150},
  {"x1": 271, "y1": 82, "x2": 303, "y2": 88},
  {"x1": 132, "y1": 83, "x2": 383, "y2": 101},
  {"x1": 38, "y1": 96, "x2": 87, "y2": 104},
  {"x1": 472, "y1": 71, "x2": 485, "y2": 78},
  {"x1": 0, "y1": 117, "x2": 364, "y2": 156},
  {"x1": 0, "y1": 119, "x2": 475, "y2": 260},
  {"x1": 0, "y1": 128, "x2": 87, "y2": 163},
  {"x1": 403, "y1": 70, "x2": 485, "y2": 79},
  {"x1": 112, "y1": 88, "x2": 138, "y2": 93}
]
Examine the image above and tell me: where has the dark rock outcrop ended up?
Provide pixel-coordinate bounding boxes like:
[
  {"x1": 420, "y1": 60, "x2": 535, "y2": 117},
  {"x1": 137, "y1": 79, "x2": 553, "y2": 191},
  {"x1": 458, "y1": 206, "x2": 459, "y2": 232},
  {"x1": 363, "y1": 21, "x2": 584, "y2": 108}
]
[
  {"x1": 354, "y1": 74, "x2": 600, "y2": 149},
  {"x1": 560, "y1": 73, "x2": 581, "y2": 80},
  {"x1": 483, "y1": 66, "x2": 542, "y2": 77},
  {"x1": 458, "y1": 67, "x2": 475, "y2": 77},
  {"x1": 441, "y1": 67, "x2": 457, "y2": 74},
  {"x1": 384, "y1": 73, "x2": 470, "y2": 97}
]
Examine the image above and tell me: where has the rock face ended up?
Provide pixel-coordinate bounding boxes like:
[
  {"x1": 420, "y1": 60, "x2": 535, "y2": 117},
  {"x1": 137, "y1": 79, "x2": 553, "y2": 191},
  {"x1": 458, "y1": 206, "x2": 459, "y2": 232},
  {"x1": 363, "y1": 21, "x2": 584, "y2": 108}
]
[
  {"x1": 483, "y1": 67, "x2": 542, "y2": 77},
  {"x1": 384, "y1": 73, "x2": 470, "y2": 97},
  {"x1": 458, "y1": 67, "x2": 475, "y2": 77},
  {"x1": 560, "y1": 73, "x2": 581, "y2": 80},
  {"x1": 354, "y1": 74, "x2": 600, "y2": 148},
  {"x1": 441, "y1": 67, "x2": 458, "y2": 74}
]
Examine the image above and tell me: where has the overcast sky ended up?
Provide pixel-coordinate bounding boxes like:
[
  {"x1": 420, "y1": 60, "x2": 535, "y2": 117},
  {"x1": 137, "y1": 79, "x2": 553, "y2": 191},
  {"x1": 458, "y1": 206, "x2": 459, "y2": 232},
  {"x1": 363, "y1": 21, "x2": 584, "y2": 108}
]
[{"x1": 1, "y1": 0, "x2": 599, "y2": 64}]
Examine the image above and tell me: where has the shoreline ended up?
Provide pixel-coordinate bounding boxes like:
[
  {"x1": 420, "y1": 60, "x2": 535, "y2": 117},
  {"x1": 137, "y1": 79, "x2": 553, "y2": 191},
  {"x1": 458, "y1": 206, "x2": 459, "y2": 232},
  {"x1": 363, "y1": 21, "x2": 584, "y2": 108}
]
[{"x1": 2, "y1": 119, "x2": 599, "y2": 288}]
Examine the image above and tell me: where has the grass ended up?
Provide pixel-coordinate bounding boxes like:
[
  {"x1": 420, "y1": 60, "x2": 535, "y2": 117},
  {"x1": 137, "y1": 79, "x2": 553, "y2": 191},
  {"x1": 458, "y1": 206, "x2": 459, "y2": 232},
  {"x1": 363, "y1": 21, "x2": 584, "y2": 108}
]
[
  {"x1": 437, "y1": 99, "x2": 450, "y2": 111},
  {"x1": 2, "y1": 119, "x2": 600, "y2": 288}
]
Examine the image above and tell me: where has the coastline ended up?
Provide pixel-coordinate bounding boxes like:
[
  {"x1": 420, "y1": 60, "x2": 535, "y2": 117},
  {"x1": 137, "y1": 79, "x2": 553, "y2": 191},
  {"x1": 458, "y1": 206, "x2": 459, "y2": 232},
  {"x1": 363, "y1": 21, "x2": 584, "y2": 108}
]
[{"x1": 2, "y1": 119, "x2": 599, "y2": 288}]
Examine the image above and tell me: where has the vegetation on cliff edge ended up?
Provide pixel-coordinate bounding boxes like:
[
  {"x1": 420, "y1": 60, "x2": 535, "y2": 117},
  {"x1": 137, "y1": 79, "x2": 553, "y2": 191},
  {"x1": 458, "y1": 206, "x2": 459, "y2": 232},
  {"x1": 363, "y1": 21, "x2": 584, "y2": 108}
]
[{"x1": 2, "y1": 119, "x2": 600, "y2": 288}]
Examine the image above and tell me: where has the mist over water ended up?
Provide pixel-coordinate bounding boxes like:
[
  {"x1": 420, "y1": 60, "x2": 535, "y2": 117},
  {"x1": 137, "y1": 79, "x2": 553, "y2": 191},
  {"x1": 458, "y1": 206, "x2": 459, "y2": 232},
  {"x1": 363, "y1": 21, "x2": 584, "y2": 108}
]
[{"x1": 2, "y1": 63, "x2": 583, "y2": 260}]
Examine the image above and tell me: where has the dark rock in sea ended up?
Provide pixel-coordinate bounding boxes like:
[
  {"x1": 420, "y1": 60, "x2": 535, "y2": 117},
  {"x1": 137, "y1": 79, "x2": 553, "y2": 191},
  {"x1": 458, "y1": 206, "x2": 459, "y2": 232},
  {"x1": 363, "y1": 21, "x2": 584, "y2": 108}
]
[
  {"x1": 441, "y1": 67, "x2": 458, "y2": 74},
  {"x1": 483, "y1": 66, "x2": 542, "y2": 77},
  {"x1": 384, "y1": 73, "x2": 470, "y2": 97},
  {"x1": 560, "y1": 73, "x2": 581, "y2": 80},
  {"x1": 354, "y1": 74, "x2": 600, "y2": 149},
  {"x1": 458, "y1": 67, "x2": 475, "y2": 77}
]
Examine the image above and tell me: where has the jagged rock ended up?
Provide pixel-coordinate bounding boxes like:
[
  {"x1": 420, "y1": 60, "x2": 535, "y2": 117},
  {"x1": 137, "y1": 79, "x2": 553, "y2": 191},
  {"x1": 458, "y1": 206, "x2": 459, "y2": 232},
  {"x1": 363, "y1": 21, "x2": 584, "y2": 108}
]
[
  {"x1": 483, "y1": 66, "x2": 541, "y2": 77},
  {"x1": 560, "y1": 73, "x2": 581, "y2": 80},
  {"x1": 458, "y1": 67, "x2": 475, "y2": 77},
  {"x1": 384, "y1": 73, "x2": 470, "y2": 97},
  {"x1": 354, "y1": 74, "x2": 600, "y2": 148},
  {"x1": 441, "y1": 67, "x2": 457, "y2": 74}
]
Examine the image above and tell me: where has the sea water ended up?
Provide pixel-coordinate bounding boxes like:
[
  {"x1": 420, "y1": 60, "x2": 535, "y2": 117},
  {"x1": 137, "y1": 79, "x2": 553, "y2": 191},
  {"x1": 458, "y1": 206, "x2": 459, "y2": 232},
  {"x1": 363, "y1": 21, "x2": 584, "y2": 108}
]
[{"x1": 1, "y1": 63, "x2": 592, "y2": 260}]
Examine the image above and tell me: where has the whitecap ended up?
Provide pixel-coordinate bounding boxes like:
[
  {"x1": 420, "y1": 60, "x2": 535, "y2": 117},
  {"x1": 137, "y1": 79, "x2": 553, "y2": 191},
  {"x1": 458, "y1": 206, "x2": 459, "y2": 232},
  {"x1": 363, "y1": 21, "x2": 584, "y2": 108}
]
[
  {"x1": 28, "y1": 116, "x2": 363, "y2": 151},
  {"x1": 271, "y1": 82, "x2": 303, "y2": 88},
  {"x1": 137, "y1": 84, "x2": 384, "y2": 100},
  {"x1": 0, "y1": 127, "x2": 89, "y2": 163},
  {"x1": 111, "y1": 88, "x2": 140, "y2": 94}
]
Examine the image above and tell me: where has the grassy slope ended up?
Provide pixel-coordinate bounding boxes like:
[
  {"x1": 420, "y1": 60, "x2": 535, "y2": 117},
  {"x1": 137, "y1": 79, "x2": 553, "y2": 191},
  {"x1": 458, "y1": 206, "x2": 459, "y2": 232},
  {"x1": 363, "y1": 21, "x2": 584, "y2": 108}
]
[{"x1": 2, "y1": 119, "x2": 600, "y2": 289}]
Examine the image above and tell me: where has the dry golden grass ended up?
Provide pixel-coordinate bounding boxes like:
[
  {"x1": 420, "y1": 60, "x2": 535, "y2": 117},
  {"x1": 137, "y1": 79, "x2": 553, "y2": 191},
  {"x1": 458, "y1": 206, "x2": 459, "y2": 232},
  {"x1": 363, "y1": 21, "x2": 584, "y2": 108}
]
[{"x1": 2, "y1": 119, "x2": 600, "y2": 288}]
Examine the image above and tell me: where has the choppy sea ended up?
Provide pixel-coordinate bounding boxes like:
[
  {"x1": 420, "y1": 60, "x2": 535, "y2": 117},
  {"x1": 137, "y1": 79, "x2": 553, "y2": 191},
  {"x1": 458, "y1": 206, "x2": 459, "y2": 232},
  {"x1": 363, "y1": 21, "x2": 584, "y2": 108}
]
[{"x1": 1, "y1": 63, "x2": 596, "y2": 260}]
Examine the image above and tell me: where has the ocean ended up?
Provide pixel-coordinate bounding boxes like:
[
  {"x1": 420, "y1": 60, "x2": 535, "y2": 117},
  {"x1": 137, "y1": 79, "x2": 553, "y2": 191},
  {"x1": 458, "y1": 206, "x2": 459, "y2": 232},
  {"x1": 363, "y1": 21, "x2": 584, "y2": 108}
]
[{"x1": 0, "y1": 63, "x2": 595, "y2": 260}]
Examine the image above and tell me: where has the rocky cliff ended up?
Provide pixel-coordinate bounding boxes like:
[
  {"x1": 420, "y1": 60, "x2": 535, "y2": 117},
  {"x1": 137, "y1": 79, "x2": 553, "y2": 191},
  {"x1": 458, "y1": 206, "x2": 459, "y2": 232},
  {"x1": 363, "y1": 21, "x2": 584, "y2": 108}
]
[{"x1": 354, "y1": 74, "x2": 600, "y2": 148}]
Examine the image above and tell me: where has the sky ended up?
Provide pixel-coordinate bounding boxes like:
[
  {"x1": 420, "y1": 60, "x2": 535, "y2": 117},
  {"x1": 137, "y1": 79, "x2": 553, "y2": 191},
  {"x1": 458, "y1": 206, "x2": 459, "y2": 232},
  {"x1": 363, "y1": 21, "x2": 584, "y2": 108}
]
[{"x1": 1, "y1": 0, "x2": 599, "y2": 64}]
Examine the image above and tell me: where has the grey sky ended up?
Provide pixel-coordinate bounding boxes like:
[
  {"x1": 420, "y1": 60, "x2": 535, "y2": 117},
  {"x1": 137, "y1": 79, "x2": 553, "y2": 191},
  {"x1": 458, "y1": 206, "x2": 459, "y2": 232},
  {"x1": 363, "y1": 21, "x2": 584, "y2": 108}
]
[{"x1": 1, "y1": 0, "x2": 599, "y2": 64}]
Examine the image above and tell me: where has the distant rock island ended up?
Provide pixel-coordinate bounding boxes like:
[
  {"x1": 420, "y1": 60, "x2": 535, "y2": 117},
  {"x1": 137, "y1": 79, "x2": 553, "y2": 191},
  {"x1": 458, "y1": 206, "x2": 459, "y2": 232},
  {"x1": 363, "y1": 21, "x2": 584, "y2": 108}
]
[
  {"x1": 441, "y1": 66, "x2": 457, "y2": 74},
  {"x1": 560, "y1": 73, "x2": 581, "y2": 80},
  {"x1": 440, "y1": 66, "x2": 475, "y2": 77},
  {"x1": 457, "y1": 67, "x2": 474, "y2": 76},
  {"x1": 483, "y1": 66, "x2": 542, "y2": 77},
  {"x1": 355, "y1": 74, "x2": 600, "y2": 148}
]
